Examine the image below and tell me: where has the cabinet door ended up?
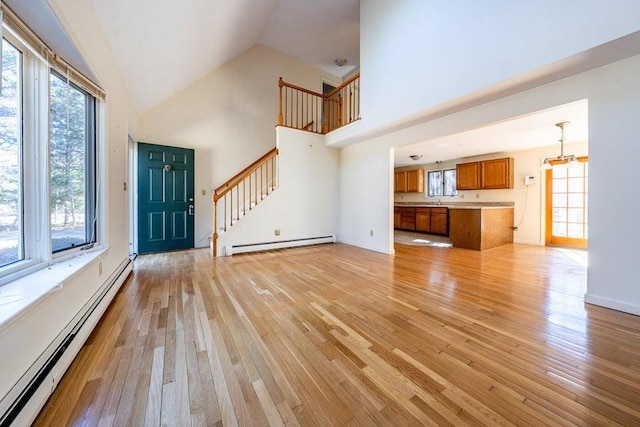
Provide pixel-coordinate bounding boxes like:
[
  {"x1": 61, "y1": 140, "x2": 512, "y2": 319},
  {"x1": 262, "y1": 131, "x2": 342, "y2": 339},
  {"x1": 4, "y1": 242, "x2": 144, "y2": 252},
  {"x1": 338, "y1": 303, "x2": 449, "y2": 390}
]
[
  {"x1": 395, "y1": 171, "x2": 407, "y2": 192},
  {"x1": 430, "y1": 213, "x2": 448, "y2": 235},
  {"x1": 400, "y1": 208, "x2": 415, "y2": 230},
  {"x1": 406, "y1": 169, "x2": 424, "y2": 193},
  {"x1": 415, "y1": 211, "x2": 431, "y2": 232},
  {"x1": 394, "y1": 209, "x2": 401, "y2": 228},
  {"x1": 481, "y1": 158, "x2": 513, "y2": 189},
  {"x1": 456, "y1": 162, "x2": 480, "y2": 190}
]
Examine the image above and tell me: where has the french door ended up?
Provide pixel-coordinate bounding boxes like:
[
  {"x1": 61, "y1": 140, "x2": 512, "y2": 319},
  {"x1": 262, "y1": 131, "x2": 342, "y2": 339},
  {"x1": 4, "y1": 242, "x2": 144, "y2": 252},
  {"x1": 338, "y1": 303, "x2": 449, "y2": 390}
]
[{"x1": 545, "y1": 157, "x2": 588, "y2": 248}]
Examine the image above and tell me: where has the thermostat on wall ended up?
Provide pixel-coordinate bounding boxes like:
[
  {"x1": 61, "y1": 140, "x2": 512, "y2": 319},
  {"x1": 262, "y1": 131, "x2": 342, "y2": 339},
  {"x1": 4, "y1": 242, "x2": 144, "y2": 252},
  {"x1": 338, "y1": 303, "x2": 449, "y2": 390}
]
[{"x1": 524, "y1": 175, "x2": 536, "y2": 186}]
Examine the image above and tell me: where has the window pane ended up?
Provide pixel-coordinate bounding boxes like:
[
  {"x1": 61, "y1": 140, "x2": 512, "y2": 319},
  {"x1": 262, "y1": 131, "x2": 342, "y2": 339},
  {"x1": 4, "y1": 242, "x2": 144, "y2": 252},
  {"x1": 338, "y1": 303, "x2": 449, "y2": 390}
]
[
  {"x1": 568, "y1": 223, "x2": 584, "y2": 238},
  {"x1": 443, "y1": 169, "x2": 458, "y2": 196},
  {"x1": 568, "y1": 178, "x2": 583, "y2": 193},
  {"x1": 428, "y1": 171, "x2": 442, "y2": 197},
  {"x1": 552, "y1": 194, "x2": 567, "y2": 208},
  {"x1": 567, "y1": 163, "x2": 584, "y2": 177},
  {"x1": 552, "y1": 208, "x2": 566, "y2": 222},
  {"x1": 552, "y1": 178, "x2": 566, "y2": 192},
  {"x1": 50, "y1": 72, "x2": 94, "y2": 252},
  {"x1": 567, "y1": 208, "x2": 584, "y2": 223},
  {"x1": 552, "y1": 222, "x2": 567, "y2": 237},
  {"x1": 554, "y1": 168, "x2": 568, "y2": 178},
  {"x1": 0, "y1": 40, "x2": 23, "y2": 267},
  {"x1": 568, "y1": 193, "x2": 583, "y2": 208}
]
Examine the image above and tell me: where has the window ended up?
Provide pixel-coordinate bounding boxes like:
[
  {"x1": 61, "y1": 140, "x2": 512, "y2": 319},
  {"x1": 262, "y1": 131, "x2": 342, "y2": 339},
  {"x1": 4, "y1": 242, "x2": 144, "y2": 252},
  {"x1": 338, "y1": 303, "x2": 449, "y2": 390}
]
[
  {"x1": 49, "y1": 71, "x2": 96, "y2": 252},
  {"x1": 427, "y1": 169, "x2": 457, "y2": 197},
  {"x1": 0, "y1": 10, "x2": 103, "y2": 283},
  {"x1": 0, "y1": 39, "x2": 22, "y2": 268}
]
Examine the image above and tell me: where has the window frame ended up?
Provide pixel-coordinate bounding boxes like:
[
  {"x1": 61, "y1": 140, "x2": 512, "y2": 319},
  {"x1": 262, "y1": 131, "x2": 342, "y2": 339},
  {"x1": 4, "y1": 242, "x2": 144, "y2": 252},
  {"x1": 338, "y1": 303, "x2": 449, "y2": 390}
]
[
  {"x1": 427, "y1": 168, "x2": 458, "y2": 197},
  {"x1": 0, "y1": 27, "x2": 102, "y2": 284},
  {"x1": 49, "y1": 69, "x2": 97, "y2": 254}
]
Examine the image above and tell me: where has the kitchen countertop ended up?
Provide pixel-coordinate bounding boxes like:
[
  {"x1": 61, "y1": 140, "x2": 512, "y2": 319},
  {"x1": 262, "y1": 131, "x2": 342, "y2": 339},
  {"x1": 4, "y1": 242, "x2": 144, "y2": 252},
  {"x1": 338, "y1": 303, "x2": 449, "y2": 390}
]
[{"x1": 395, "y1": 202, "x2": 514, "y2": 210}]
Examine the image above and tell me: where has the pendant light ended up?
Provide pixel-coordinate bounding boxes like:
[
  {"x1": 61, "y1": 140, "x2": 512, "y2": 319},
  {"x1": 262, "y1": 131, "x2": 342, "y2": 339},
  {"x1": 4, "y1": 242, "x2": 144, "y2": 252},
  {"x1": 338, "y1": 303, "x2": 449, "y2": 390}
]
[{"x1": 541, "y1": 121, "x2": 577, "y2": 169}]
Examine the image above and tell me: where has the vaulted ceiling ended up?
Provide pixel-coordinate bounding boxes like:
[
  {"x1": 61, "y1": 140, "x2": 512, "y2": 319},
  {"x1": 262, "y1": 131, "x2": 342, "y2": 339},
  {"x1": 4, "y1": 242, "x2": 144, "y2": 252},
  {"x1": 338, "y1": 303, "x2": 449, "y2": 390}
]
[{"x1": 89, "y1": 0, "x2": 360, "y2": 113}]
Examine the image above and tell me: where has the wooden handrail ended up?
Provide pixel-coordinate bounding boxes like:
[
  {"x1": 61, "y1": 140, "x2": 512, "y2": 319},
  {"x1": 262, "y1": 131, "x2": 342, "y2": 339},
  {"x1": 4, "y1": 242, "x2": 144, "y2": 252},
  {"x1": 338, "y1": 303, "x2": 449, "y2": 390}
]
[
  {"x1": 278, "y1": 73, "x2": 360, "y2": 135},
  {"x1": 214, "y1": 148, "x2": 278, "y2": 200},
  {"x1": 325, "y1": 72, "x2": 360, "y2": 98}
]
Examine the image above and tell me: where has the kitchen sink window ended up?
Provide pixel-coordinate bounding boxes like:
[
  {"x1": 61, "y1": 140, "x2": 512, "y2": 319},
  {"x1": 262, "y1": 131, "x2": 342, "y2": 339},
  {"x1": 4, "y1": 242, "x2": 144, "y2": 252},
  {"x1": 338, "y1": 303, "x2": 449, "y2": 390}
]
[{"x1": 428, "y1": 169, "x2": 458, "y2": 197}]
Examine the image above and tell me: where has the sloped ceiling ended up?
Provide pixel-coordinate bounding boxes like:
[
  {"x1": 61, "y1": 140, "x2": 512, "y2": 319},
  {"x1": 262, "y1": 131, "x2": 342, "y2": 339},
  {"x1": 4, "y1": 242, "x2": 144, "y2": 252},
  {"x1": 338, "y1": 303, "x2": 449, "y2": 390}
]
[{"x1": 89, "y1": 0, "x2": 360, "y2": 113}]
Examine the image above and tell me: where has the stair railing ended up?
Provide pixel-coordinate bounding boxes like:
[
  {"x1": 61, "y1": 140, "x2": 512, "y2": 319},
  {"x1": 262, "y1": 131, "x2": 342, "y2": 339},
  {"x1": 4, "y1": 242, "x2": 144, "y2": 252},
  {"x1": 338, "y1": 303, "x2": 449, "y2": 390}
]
[
  {"x1": 212, "y1": 148, "x2": 279, "y2": 256},
  {"x1": 278, "y1": 72, "x2": 360, "y2": 134}
]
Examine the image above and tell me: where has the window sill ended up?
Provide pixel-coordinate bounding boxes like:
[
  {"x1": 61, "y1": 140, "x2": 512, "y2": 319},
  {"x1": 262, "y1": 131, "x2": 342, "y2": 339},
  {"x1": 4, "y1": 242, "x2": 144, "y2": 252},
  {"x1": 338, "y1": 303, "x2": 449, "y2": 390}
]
[{"x1": 0, "y1": 247, "x2": 108, "y2": 331}]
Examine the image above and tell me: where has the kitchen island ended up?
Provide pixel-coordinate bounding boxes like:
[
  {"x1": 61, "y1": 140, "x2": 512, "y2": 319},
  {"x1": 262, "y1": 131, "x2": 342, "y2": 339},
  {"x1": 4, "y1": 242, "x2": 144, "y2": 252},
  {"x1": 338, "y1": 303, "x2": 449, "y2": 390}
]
[
  {"x1": 448, "y1": 206, "x2": 514, "y2": 250},
  {"x1": 394, "y1": 203, "x2": 514, "y2": 250}
]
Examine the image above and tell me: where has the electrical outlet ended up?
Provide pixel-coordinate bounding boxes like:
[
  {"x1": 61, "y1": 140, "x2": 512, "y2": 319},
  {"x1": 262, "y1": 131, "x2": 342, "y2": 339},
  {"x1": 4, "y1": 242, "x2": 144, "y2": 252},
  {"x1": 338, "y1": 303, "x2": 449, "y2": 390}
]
[
  {"x1": 275, "y1": 229, "x2": 280, "y2": 236},
  {"x1": 460, "y1": 194, "x2": 465, "y2": 199},
  {"x1": 201, "y1": 189, "x2": 206, "y2": 196},
  {"x1": 370, "y1": 230, "x2": 374, "y2": 236},
  {"x1": 475, "y1": 193, "x2": 480, "y2": 199},
  {"x1": 123, "y1": 182, "x2": 127, "y2": 191},
  {"x1": 98, "y1": 261, "x2": 103, "y2": 276}
]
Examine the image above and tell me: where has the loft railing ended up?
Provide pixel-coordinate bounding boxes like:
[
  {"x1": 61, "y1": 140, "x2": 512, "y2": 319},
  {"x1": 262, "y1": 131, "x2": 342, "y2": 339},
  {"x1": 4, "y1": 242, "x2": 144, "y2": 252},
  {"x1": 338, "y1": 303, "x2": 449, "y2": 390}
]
[
  {"x1": 212, "y1": 148, "x2": 279, "y2": 256},
  {"x1": 278, "y1": 72, "x2": 360, "y2": 134}
]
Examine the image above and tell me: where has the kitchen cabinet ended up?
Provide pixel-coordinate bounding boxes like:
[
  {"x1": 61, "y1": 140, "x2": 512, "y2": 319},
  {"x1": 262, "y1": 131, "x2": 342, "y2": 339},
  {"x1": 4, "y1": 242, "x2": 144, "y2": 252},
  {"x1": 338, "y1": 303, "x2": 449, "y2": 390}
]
[
  {"x1": 394, "y1": 169, "x2": 424, "y2": 193},
  {"x1": 415, "y1": 208, "x2": 431, "y2": 232},
  {"x1": 406, "y1": 169, "x2": 424, "y2": 192},
  {"x1": 456, "y1": 157, "x2": 513, "y2": 190},
  {"x1": 395, "y1": 206, "x2": 448, "y2": 235},
  {"x1": 456, "y1": 162, "x2": 480, "y2": 190},
  {"x1": 400, "y1": 207, "x2": 416, "y2": 230},
  {"x1": 395, "y1": 171, "x2": 407, "y2": 192},
  {"x1": 429, "y1": 207, "x2": 448, "y2": 235},
  {"x1": 394, "y1": 208, "x2": 401, "y2": 228},
  {"x1": 449, "y1": 207, "x2": 514, "y2": 250},
  {"x1": 481, "y1": 157, "x2": 514, "y2": 189}
]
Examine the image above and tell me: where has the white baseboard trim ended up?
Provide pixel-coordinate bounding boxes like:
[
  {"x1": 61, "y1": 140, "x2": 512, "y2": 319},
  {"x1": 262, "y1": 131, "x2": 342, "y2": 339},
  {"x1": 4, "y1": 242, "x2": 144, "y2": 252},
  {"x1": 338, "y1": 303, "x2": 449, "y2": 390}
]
[
  {"x1": 585, "y1": 293, "x2": 640, "y2": 316},
  {"x1": 226, "y1": 236, "x2": 335, "y2": 256},
  {"x1": 3, "y1": 258, "x2": 133, "y2": 426},
  {"x1": 338, "y1": 238, "x2": 394, "y2": 255}
]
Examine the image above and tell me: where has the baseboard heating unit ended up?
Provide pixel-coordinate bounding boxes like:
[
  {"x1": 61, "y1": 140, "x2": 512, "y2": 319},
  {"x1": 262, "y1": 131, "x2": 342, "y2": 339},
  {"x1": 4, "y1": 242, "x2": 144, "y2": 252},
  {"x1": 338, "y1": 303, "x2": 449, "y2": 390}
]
[
  {"x1": 0, "y1": 258, "x2": 133, "y2": 427},
  {"x1": 225, "y1": 235, "x2": 335, "y2": 256}
]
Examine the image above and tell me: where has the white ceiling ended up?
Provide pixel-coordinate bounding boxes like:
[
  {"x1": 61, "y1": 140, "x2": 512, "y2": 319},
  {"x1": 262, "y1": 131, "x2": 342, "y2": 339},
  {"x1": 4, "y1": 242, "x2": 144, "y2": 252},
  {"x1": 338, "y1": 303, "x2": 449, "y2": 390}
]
[
  {"x1": 394, "y1": 99, "x2": 589, "y2": 167},
  {"x1": 89, "y1": 0, "x2": 360, "y2": 113}
]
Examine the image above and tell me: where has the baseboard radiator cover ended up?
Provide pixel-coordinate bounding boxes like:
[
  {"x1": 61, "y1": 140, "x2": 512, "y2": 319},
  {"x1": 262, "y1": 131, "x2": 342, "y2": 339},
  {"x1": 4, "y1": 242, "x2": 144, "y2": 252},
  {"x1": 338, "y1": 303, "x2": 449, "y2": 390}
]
[
  {"x1": 225, "y1": 235, "x2": 335, "y2": 256},
  {"x1": 0, "y1": 258, "x2": 133, "y2": 427}
]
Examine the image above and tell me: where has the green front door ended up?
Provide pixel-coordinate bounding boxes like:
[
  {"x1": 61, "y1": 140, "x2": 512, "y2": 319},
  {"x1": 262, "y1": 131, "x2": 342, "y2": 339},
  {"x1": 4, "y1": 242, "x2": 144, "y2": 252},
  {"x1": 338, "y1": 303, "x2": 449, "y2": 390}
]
[{"x1": 138, "y1": 142, "x2": 194, "y2": 254}]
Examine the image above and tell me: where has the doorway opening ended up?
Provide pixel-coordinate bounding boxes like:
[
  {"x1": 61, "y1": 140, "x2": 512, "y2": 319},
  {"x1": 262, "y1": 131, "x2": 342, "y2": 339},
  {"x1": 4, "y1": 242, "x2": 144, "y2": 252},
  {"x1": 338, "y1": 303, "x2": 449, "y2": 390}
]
[{"x1": 545, "y1": 158, "x2": 589, "y2": 248}]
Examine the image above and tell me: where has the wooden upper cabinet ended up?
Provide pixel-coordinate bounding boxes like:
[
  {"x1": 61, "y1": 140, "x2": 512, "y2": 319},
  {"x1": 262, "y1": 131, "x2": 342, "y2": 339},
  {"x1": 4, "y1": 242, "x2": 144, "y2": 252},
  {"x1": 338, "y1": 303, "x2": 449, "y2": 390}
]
[
  {"x1": 481, "y1": 157, "x2": 514, "y2": 189},
  {"x1": 456, "y1": 162, "x2": 481, "y2": 190},
  {"x1": 456, "y1": 157, "x2": 514, "y2": 190},
  {"x1": 395, "y1": 171, "x2": 407, "y2": 192},
  {"x1": 406, "y1": 169, "x2": 424, "y2": 192},
  {"x1": 395, "y1": 169, "x2": 424, "y2": 193}
]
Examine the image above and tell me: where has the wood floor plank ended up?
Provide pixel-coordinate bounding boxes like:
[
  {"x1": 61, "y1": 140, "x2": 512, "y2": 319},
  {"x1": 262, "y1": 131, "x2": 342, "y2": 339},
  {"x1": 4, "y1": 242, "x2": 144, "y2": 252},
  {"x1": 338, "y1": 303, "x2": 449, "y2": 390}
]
[{"x1": 33, "y1": 243, "x2": 640, "y2": 426}]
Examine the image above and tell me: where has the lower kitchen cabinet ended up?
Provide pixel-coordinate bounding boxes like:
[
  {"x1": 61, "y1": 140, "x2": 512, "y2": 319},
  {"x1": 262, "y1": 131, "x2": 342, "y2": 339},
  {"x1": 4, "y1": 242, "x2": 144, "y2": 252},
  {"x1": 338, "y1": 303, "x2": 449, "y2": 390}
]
[
  {"x1": 395, "y1": 206, "x2": 448, "y2": 235},
  {"x1": 394, "y1": 208, "x2": 401, "y2": 228},
  {"x1": 430, "y1": 208, "x2": 448, "y2": 235},
  {"x1": 415, "y1": 209, "x2": 431, "y2": 232},
  {"x1": 400, "y1": 207, "x2": 416, "y2": 230}
]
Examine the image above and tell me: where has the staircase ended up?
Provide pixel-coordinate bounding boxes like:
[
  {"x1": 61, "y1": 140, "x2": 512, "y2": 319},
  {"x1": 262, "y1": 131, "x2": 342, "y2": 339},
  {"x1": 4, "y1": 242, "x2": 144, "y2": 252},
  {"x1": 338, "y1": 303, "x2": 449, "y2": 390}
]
[{"x1": 212, "y1": 148, "x2": 279, "y2": 256}]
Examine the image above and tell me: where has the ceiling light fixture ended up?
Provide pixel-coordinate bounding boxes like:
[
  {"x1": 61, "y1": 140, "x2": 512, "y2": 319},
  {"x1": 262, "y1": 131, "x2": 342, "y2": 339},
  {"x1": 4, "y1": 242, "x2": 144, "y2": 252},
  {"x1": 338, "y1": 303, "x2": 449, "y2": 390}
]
[
  {"x1": 541, "y1": 121, "x2": 577, "y2": 170},
  {"x1": 334, "y1": 58, "x2": 347, "y2": 67},
  {"x1": 409, "y1": 154, "x2": 423, "y2": 161}
]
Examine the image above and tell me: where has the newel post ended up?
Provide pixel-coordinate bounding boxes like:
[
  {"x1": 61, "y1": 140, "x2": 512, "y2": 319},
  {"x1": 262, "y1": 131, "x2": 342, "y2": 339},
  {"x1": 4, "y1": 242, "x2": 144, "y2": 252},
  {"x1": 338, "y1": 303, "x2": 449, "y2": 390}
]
[
  {"x1": 278, "y1": 77, "x2": 284, "y2": 126},
  {"x1": 212, "y1": 194, "x2": 218, "y2": 257}
]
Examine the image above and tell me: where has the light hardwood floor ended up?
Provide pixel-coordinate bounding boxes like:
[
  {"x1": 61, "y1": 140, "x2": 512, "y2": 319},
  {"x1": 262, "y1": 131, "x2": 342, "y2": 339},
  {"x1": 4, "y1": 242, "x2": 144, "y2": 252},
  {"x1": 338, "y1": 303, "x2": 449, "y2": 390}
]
[{"x1": 34, "y1": 243, "x2": 640, "y2": 426}]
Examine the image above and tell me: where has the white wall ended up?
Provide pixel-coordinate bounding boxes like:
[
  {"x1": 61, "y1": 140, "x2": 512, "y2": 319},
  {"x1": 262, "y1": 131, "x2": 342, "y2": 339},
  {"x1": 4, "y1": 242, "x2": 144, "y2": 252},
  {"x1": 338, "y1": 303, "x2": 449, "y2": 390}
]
[
  {"x1": 0, "y1": 0, "x2": 138, "y2": 411},
  {"x1": 394, "y1": 142, "x2": 589, "y2": 245},
  {"x1": 359, "y1": 0, "x2": 640, "y2": 135},
  {"x1": 139, "y1": 45, "x2": 341, "y2": 247},
  {"x1": 339, "y1": 140, "x2": 394, "y2": 254},
  {"x1": 216, "y1": 127, "x2": 339, "y2": 254},
  {"x1": 340, "y1": 55, "x2": 640, "y2": 315}
]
